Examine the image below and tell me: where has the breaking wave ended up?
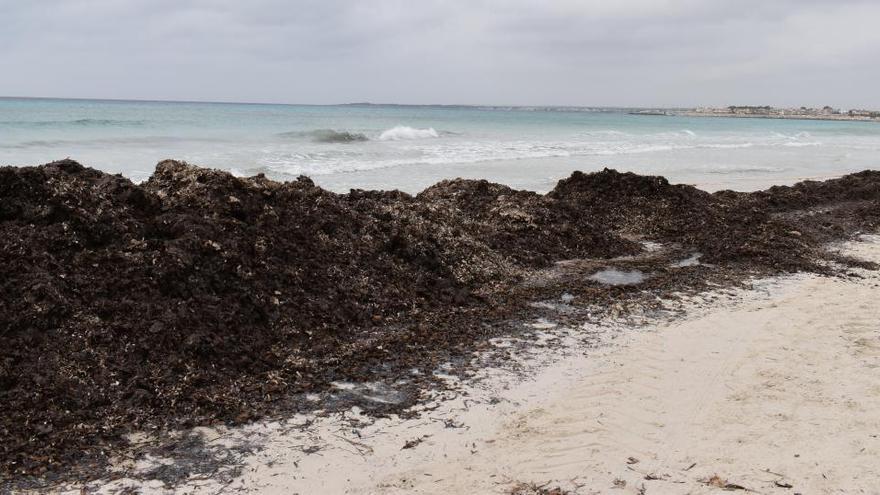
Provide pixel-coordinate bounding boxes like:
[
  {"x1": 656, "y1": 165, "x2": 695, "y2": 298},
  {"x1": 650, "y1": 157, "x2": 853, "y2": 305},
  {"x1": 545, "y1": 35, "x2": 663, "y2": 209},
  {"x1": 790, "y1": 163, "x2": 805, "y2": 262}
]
[
  {"x1": 379, "y1": 126, "x2": 439, "y2": 141},
  {"x1": 244, "y1": 134, "x2": 831, "y2": 179},
  {"x1": 782, "y1": 142, "x2": 822, "y2": 147},
  {"x1": 702, "y1": 166, "x2": 788, "y2": 174}
]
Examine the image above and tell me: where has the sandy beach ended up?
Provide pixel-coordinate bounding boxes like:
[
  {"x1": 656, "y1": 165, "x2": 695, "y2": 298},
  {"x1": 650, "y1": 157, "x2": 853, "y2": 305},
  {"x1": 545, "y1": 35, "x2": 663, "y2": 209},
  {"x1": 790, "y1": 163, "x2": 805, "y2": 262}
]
[{"x1": 76, "y1": 235, "x2": 880, "y2": 495}]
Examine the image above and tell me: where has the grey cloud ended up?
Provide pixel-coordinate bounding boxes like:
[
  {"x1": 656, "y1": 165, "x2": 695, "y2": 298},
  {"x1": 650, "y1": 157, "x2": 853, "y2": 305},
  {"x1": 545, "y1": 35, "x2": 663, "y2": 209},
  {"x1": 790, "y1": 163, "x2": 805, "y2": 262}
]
[{"x1": 1, "y1": 0, "x2": 878, "y2": 108}]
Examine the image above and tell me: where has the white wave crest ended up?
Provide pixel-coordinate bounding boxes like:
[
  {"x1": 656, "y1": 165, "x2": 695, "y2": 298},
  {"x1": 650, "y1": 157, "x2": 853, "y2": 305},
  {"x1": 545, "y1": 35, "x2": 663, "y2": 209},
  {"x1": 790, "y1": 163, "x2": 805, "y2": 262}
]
[
  {"x1": 782, "y1": 141, "x2": 822, "y2": 147},
  {"x1": 772, "y1": 131, "x2": 813, "y2": 140},
  {"x1": 379, "y1": 126, "x2": 439, "y2": 141}
]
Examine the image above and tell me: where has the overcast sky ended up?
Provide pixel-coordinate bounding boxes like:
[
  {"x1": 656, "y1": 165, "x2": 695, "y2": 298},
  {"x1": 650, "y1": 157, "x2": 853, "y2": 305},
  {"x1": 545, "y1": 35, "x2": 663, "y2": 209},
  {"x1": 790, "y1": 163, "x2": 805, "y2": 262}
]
[{"x1": 2, "y1": 0, "x2": 879, "y2": 108}]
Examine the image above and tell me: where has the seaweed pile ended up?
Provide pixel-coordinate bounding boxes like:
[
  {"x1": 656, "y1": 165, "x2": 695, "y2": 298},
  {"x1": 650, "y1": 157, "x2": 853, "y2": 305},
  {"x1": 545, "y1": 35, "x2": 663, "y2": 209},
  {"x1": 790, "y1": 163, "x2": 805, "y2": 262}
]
[{"x1": 2, "y1": 159, "x2": 879, "y2": 481}]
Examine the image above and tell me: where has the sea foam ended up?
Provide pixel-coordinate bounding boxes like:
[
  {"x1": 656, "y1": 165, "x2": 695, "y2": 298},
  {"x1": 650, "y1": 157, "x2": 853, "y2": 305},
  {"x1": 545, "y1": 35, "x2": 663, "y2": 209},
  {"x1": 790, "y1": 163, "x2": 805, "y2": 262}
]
[{"x1": 379, "y1": 126, "x2": 439, "y2": 141}]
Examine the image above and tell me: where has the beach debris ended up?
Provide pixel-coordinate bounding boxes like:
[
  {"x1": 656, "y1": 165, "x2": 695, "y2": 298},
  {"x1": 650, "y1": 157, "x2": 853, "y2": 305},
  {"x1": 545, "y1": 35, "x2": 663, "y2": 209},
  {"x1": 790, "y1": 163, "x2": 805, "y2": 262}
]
[
  {"x1": 301, "y1": 445, "x2": 323, "y2": 455},
  {"x1": 702, "y1": 474, "x2": 748, "y2": 490},
  {"x1": 437, "y1": 418, "x2": 467, "y2": 429},
  {"x1": 401, "y1": 435, "x2": 431, "y2": 450},
  {"x1": 508, "y1": 481, "x2": 572, "y2": 495}
]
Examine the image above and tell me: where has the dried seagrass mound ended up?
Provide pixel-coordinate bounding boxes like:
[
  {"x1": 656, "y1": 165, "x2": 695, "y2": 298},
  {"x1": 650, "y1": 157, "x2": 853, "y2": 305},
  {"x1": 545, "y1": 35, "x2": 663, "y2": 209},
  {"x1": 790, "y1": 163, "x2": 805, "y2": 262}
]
[{"x1": 1, "y1": 159, "x2": 878, "y2": 480}]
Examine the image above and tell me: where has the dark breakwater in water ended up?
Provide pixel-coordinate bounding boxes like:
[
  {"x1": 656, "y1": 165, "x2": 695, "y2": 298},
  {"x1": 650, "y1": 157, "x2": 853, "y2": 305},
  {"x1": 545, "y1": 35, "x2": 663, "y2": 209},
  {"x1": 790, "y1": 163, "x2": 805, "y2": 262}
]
[{"x1": 2, "y1": 159, "x2": 880, "y2": 482}]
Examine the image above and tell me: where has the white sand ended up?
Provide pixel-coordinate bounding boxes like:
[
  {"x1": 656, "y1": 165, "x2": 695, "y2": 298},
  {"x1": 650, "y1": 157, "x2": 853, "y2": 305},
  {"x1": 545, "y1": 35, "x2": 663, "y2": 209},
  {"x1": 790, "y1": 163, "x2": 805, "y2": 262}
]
[{"x1": 85, "y1": 237, "x2": 880, "y2": 494}]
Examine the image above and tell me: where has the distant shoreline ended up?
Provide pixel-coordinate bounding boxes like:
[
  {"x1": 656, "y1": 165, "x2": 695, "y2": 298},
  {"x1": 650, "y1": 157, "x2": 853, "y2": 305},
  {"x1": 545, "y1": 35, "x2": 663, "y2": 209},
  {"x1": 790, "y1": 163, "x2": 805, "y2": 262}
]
[
  {"x1": 676, "y1": 111, "x2": 880, "y2": 123},
  {"x1": 4, "y1": 96, "x2": 878, "y2": 119},
  {"x1": 630, "y1": 107, "x2": 880, "y2": 123}
]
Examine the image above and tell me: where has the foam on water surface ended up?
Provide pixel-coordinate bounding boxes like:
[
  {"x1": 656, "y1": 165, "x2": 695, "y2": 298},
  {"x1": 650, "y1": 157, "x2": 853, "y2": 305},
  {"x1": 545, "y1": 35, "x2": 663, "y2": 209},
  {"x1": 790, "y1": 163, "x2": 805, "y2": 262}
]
[{"x1": 3, "y1": 97, "x2": 879, "y2": 193}]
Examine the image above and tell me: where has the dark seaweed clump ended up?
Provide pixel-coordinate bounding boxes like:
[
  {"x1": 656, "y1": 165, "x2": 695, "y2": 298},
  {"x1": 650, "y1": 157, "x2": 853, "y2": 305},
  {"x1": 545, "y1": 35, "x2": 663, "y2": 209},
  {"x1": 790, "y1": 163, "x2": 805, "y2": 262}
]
[
  {"x1": 279, "y1": 129, "x2": 369, "y2": 143},
  {"x1": 1, "y1": 159, "x2": 879, "y2": 482},
  {"x1": 310, "y1": 129, "x2": 369, "y2": 143}
]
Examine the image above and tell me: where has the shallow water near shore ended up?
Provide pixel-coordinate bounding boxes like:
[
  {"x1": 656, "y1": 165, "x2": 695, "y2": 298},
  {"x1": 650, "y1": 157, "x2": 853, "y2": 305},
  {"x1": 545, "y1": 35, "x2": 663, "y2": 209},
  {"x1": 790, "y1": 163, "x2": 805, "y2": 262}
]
[{"x1": 3, "y1": 97, "x2": 880, "y2": 192}]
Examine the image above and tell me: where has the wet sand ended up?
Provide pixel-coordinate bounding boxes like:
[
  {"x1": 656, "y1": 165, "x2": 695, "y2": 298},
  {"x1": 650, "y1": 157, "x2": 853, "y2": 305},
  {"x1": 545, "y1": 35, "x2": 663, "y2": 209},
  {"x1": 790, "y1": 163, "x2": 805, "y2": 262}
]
[{"x1": 83, "y1": 236, "x2": 880, "y2": 494}]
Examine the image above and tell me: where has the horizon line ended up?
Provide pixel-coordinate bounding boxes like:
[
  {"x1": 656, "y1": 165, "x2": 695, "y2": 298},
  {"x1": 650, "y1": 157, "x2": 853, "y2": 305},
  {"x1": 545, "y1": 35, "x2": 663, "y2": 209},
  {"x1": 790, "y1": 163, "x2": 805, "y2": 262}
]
[
  {"x1": 4, "y1": 94, "x2": 864, "y2": 111},
  {"x1": 0, "y1": 94, "x2": 684, "y2": 109}
]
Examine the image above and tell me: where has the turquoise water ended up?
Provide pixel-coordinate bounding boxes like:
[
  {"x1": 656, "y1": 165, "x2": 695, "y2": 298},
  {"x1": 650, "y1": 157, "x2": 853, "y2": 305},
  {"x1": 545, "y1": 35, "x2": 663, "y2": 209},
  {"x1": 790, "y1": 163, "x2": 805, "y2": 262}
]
[{"x1": 2, "y1": 97, "x2": 879, "y2": 192}]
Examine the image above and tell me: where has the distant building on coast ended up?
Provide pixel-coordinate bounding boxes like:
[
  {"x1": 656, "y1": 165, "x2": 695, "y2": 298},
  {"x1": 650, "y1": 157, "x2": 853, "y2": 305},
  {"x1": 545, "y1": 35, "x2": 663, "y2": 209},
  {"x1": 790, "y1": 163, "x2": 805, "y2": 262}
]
[
  {"x1": 728, "y1": 105, "x2": 772, "y2": 115},
  {"x1": 849, "y1": 109, "x2": 880, "y2": 118},
  {"x1": 722, "y1": 105, "x2": 840, "y2": 116}
]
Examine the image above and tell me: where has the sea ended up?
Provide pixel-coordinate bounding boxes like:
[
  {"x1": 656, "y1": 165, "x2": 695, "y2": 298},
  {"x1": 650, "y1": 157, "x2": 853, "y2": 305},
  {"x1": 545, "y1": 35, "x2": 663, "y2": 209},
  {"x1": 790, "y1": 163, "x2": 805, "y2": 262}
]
[{"x1": 2, "y1": 97, "x2": 879, "y2": 193}]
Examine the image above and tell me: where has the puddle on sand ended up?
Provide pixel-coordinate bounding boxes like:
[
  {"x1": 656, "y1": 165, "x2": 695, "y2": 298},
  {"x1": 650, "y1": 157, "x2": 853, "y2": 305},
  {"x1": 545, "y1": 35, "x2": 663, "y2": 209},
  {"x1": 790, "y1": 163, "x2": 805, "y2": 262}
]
[
  {"x1": 672, "y1": 253, "x2": 702, "y2": 268},
  {"x1": 588, "y1": 268, "x2": 647, "y2": 286},
  {"x1": 329, "y1": 381, "x2": 407, "y2": 405},
  {"x1": 529, "y1": 293, "x2": 577, "y2": 313}
]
